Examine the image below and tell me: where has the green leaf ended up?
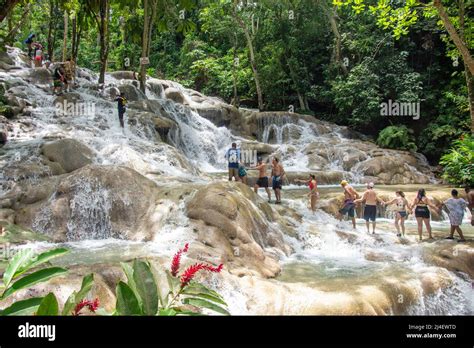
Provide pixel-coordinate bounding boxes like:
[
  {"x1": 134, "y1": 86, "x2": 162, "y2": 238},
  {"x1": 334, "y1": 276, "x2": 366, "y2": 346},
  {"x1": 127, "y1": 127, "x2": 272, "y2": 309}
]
[
  {"x1": 183, "y1": 282, "x2": 225, "y2": 300},
  {"x1": 2, "y1": 267, "x2": 68, "y2": 299},
  {"x1": 120, "y1": 262, "x2": 142, "y2": 308},
  {"x1": 182, "y1": 297, "x2": 230, "y2": 315},
  {"x1": 133, "y1": 260, "x2": 158, "y2": 315},
  {"x1": 182, "y1": 292, "x2": 227, "y2": 306},
  {"x1": 159, "y1": 308, "x2": 177, "y2": 316},
  {"x1": 20, "y1": 248, "x2": 69, "y2": 275},
  {"x1": 62, "y1": 273, "x2": 94, "y2": 315},
  {"x1": 115, "y1": 281, "x2": 143, "y2": 316},
  {"x1": 2, "y1": 249, "x2": 35, "y2": 291},
  {"x1": 36, "y1": 293, "x2": 59, "y2": 316},
  {"x1": 0, "y1": 297, "x2": 44, "y2": 316}
]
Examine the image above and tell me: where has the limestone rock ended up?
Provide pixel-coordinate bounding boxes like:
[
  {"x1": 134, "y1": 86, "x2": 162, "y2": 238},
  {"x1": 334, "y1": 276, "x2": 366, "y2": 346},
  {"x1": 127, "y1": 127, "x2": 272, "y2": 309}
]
[{"x1": 42, "y1": 138, "x2": 94, "y2": 173}]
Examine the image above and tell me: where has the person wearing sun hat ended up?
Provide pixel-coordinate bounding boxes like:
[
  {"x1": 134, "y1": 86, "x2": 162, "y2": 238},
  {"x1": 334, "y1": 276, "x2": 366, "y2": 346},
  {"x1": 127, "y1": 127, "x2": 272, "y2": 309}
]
[{"x1": 337, "y1": 180, "x2": 359, "y2": 229}]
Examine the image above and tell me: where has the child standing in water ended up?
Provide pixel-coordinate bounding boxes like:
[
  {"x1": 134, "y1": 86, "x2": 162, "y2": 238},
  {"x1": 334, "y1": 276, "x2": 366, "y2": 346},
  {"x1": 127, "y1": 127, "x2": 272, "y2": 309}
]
[{"x1": 384, "y1": 191, "x2": 409, "y2": 237}]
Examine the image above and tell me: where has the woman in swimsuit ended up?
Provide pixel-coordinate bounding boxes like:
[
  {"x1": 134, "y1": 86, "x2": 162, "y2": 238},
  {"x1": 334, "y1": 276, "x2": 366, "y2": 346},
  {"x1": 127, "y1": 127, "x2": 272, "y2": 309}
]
[
  {"x1": 296, "y1": 174, "x2": 319, "y2": 214},
  {"x1": 410, "y1": 188, "x2": 437, "y2": 241},
  {"x1": 385, "y1": 191, "x2": 409, "y2": 237}
]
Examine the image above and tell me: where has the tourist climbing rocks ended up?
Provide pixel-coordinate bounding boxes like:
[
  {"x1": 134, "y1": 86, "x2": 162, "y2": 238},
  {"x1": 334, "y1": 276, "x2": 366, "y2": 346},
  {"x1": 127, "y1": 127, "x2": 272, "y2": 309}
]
[
  {"x1": 466, "y1": 187, "x2": 474, "y2": 226},
  {"x1": 296, "y1": 174, "x2": 319, "y2": 214},
  {"x1": 338, "y1": 180, "x2": 358, "y2": 229},
  {"x1": 53, "y1": 65, "x2": 66, "y2": 95},
  {"x1": 225, "y1": 142, "x2": 241, "y2": 181},
  {"x1": 115, "y1": 92, "x2": 127, "y2": 128},
  {"x1": 410, "y1": 188, "x2": 438, "y2": 241},
  {"x1": 442, "y1": 189, "x2": 467, "y2": 242},
  {"x1": 64, "y1": 57, "x2": 76, "y2": 91},
  {"x1": 251, "y1": 157, "x2": 272, "y2": 203},
  {"x1": 23, "y1": 33, "x2": 35, "y2": 58},
  {"x1": 271, "y1": 157, "x2": 285, "y2": 204},
  {"x1": 384, "y1": 191, "x2": 409, "y2": 237},
  {"x1": 32, "y1": 42, "x2": 43, "y2": 67},
  {"x1": 354, "y1": 182, "x2": 385, "y2": 234}
]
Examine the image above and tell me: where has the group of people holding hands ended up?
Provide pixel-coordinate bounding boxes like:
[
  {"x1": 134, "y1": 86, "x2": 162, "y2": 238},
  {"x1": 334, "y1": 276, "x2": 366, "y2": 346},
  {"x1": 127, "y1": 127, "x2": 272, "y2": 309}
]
[
  {"x1": 225, "y1": 145, "x2": 472, "y2": 242},
  {"x1": 337, "y1": 180, "x2": 472, "y2": 242}
]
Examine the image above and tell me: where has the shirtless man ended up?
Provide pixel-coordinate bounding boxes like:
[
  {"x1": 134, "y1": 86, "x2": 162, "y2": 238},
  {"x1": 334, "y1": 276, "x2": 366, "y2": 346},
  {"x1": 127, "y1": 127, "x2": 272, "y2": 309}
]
[
  {"x1": 251, "y1": 157, "x2": 272, "y2": 202},
  {"x1": 338, "y1": 180, "x2": 358, "y2": 229},
  {"x1": 271, "y1": 157, "x2": 285, "y2": 204},
  {"x1": 465, "y1": 187, "x2": 474, "y2": 226},
  {"x1": 355, "y1": 182, "x2": 384, "y2": 234}
]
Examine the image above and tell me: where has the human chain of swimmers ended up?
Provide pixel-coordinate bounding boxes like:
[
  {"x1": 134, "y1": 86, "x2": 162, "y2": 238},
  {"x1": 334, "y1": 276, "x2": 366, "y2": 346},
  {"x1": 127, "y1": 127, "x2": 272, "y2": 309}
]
[{"x1": 224, "y1": 143, "x2": 474, "y2": 243}]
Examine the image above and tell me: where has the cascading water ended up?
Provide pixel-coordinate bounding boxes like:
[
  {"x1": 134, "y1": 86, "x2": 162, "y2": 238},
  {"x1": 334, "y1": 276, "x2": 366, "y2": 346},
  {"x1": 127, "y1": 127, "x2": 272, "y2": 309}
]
[{"x1": 1, "y1": 47, "x2": 472, "y2": 315}]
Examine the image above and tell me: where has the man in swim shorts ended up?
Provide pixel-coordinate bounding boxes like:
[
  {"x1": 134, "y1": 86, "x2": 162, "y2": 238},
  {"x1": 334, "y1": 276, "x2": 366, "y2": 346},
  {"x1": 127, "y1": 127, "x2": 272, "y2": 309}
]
[
  {"x1": 355, "y1": 182, "x2": 385, "y2": 234},
  {"x1": 252, "y1": 157, "x2": 272, "y2": 202},
  {"x1": 338, "y1": 180, "x2": 358, "y2": 229}
]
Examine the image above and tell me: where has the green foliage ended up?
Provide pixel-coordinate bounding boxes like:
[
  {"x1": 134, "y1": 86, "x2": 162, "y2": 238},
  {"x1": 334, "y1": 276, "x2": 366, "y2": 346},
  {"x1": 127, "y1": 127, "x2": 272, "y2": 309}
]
[
  {"x1": 377, "y1": 125, "x2": 417, "y2": 151},
  {"x1": 440, "y1": 135, "x2": 474, "y2": 186},
  {"x1": 62, "y1": 273, "x2": 94, "y2": 315},
  {"x1": 115, "y1": 259, "x2": 229, "y2": 316},
  {"x1": 0, "y1": 247, "x2": 68, "y2": 316}
]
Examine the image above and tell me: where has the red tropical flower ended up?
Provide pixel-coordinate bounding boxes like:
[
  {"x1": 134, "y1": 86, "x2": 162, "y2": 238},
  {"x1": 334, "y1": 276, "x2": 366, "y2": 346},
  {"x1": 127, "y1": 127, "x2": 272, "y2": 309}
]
[
  {"x1": 180, "y1": 262, "x2": 223, "y2": 289},
  {"x1": 171, "y1": 243, "x2": 189, "y2": 277},
  {"x1": 73, "y1": 298, "x2": 100, "y2": 316}
]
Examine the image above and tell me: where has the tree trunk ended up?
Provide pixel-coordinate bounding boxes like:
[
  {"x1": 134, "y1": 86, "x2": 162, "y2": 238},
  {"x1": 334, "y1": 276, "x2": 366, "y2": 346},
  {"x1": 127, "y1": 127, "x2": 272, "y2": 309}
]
[
  {"x1": 47, "y1": 0, "x2": 56, "y2": 60},
  {"x1": 459, "y1": 0, "x2": 474, "y2": 132},
  {"x1": 233, "y1": 3, "x2": 264, "y2": 111},
  {"x1": 62, "y1": 10, "x2": 68, "y2": 61},
  {"x1": 139, "y1": 0, "x2": 157, "y2": 93},
  {"x1": 433, "y1": 0, "x2": 474, "y2": 77},
  {"x1": 139, "y1": 0, "x2": 150, "y2": 93},
  {"x1": 326, "y1": 6, "x2": 348, "y2": 75},
  {"x1": 98, "y1": 0, "x2": 109, "y2": 85},
  {"x1": 71, "y1": 14, "x2": 76, "y2": 60},
  {"x1": 0, "y1": 0, "x2": 20, "y2": 23},
  {"x1": 286, "y1": 55, "x2": 307, "y2": 111},
  {"x1": 73, "y1": 25, "x2": 82, "y2": 62},
  {"x1": 232, "y1": 33, "x2": 239, "y2": 107}
]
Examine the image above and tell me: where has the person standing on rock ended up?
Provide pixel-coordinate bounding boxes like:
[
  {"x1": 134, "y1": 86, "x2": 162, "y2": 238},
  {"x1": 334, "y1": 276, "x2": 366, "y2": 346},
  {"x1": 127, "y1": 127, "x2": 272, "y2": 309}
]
[
  {"x1": 410, "y1": 188, "x2": 437, "y2": 241},
  {"x1": 64, "y1": 57, "x2": 76, "y2": 92},
  {"x1": 225, "y1": 143, "x2": 241, "y2": 181},
  {"x1": 251, "y1": 157, "x2": 272, "y2": 202},
  {"x1": 33, "y1": 42, "x2": 43, "y2": 68},
  {"x1": 23, "y1": 33, "x2": 35, "y2": 58},
  {"x1": 115, "y1": 92, "x2": 127, "y2": 129},
  {"x1": 465, "y1": 187, "x2": 474, "y2": 226},
  {"x1": 338, "y1": 180, "x2": 358, "y2": 229},
  {"x1": 384, "y1": 191, "x2": 409, "y2": 237},
  {"x1": 53, "y1": 65, "x2": 66, "y2": 95},
  {"x1": 271, "y1": 157, "x2": 286, "y2": 204},
  {"x1": 354, "y1": 182, "x2": 385, "y2": 234},
  {"x1": 442, "y1": 189, "x2": 467, "y2": 242},
  {"x1": 296, "y1": 174, "x2": 319, "y2": 214}
]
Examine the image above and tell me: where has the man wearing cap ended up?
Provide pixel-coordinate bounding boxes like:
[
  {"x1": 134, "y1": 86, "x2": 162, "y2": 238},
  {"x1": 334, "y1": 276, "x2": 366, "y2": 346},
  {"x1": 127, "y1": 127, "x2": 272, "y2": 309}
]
[
  {"x1": 251, "y1": 157, "x2": 272, "y2": 203},
  {"x1": 338, "y1": 180, "x2": 358, "y2": 229},
  {"x1": 355, "y1": 182, "x2": 385, "y2": 234}
]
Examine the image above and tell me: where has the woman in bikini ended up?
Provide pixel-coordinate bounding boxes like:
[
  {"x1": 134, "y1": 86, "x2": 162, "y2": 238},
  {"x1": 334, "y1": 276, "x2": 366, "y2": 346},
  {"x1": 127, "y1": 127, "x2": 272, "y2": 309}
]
[
  {"x1": 385, "y1": 191, "x2": 409, "y2": 237},
  {"x1": 410, "y1": 188, "x2": 438, "y2": 241},
  {"x1": 296, "y1": 174, "x2": 319, "y2": 214}
]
